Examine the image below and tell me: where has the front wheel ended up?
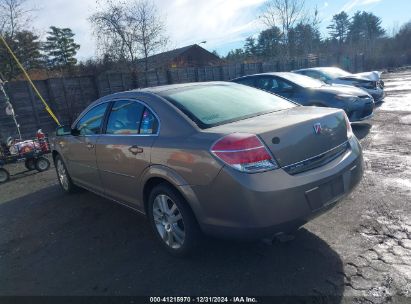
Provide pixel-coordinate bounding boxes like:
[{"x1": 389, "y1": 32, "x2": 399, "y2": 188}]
[
  {"x1": 35, "y1": 157, "x2": 50, "y2": 172},
  {"x1": 148, "y1": 183, "x2": 202, "y2": 256},
  {"x1": 54, "y1": 155, "x2": 78, "y2": 193},
  {"x1": 0, "y1": 168, "x2": 10, "y2": 183}
]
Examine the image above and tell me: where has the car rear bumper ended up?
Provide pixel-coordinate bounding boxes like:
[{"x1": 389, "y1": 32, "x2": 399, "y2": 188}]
[{"x1": 188, "y1": 136, "x2": 363, "y2": 239}]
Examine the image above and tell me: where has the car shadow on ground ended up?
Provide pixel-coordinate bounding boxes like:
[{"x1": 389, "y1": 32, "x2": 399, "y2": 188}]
[
  {"x1": 352, "y1": 123, "x2": 372, "y2": 140},
  {"x1": 0, "y1": 185, "x2": 344, "y2": 301}
]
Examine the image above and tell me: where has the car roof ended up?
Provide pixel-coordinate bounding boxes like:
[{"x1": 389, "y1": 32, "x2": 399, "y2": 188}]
[
  {"x1": 83, "y1": 81, "x2": 238, "y2": 112},
  {"x1": 137, "y1": 81, "x2": 234, "y2": 93},
  {"x1": 293, "y1": 67, "x2": 342, "y2": 72},
  {"x1": 232, "y1": 72, "x2": 297, "y2": 81}
]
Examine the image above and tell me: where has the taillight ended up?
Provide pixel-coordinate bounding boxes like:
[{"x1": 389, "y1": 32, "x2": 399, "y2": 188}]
[
  {"x1": 344, "y1": 113, "x2": 353, "y2": 138},
  {"x1": 210, "y1": 133, "x2": 278, "y2": 173}
]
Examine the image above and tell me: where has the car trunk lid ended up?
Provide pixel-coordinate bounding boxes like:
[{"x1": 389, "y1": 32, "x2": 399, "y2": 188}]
[{"x1": 207, "y1": 106, "x2": 348, "y2": 168}]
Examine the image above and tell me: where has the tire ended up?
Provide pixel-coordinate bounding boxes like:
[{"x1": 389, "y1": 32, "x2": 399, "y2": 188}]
[
  {"x1": 35, "y1": 157, "x2": 50, "y2": 172},
  {"x1": 148, "y1": 183, "x2": 202, "y2": 256},
  {"x1": 54, "y1": 155, "x2": 79, "y2": 193},
  {"x1": 0, "y1": 168, "x2": 10, "y2": 183},
  {"x1": 25, "y1": 158, "x2": 36, "y2": 171}
]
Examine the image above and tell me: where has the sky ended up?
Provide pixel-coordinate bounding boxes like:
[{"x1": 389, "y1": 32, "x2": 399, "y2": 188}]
[{"x1": 26, "y1": 0, "x2": 411, "y2": 60}]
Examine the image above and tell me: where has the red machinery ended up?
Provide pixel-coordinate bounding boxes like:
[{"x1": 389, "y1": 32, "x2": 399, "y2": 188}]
[{"x1": 0, "y1": 129, "x2": 51, "y2": 183}]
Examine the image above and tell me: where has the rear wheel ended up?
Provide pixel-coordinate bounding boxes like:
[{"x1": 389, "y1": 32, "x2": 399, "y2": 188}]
[
  {"x1": 148, "y1": 183, "x2": 201, "y2": 256},
  {"x1": 35, "y1": 157, "x2": 50, "y2": 172},
  {"x1": 54, "y1": 155, "x2": 78, "y2": 193},
  {"x1": 0, "y1": 168, "x2": 10, "y2": 183},
  {"x1": 25, "y1": 158, "x2": 36, "y2": 171}
]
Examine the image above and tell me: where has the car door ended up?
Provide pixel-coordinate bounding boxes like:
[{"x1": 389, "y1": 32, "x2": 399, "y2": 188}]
[
  {"x1": 66, "y1": 102, "x2": 109, "y2": 192},
  {"x1": 95, "y1": 99, "x2": 159, "y2": 207}
]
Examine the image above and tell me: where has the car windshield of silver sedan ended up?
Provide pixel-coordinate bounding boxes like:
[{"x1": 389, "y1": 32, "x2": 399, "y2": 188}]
[{"x1": 161, "y1": 84, "x2": 295, "y2": 128}]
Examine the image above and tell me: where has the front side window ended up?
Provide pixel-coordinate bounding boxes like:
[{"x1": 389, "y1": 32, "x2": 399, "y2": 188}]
[
  {"x1": 105, "y1": 100, "x2": 159, "y2": 135},
  {"x1": 75, "y1": 103, "x2": 109, "y2": 135},
  {"x1": 106, "y1": 100, "x2": 145, "y2": 135}
]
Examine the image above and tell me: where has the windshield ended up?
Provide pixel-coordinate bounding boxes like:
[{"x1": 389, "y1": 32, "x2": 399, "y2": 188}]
[
  {"x1": 160, "y1": 83, "x2": 295, "y2": 128},
  {"x1": 279, "y1": 73, "x2": 325, "y2": 88},
  {"x1": 321, "y1": 67, "x2": 351, "y2": 78}
]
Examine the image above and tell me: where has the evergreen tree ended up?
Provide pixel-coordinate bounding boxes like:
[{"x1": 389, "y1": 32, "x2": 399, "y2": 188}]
[
  {"x1": 327, "y1": 11, "x2": 351, "y2": 44},
  {"x1": 43, "y1": 26, "x2": 80, "y2": 68},
  {"x1": 289, "y1": 22, "x2": 321, "y2": 56},
  {"x1": 348, "y1": 11, "x2": 385, "y2": 46},
  {"x1": 256, "y1": 26, "x2": 283, "y2": 59},
  {"x1": 244, "y1": 37, "x2": 257, "y2": 57},
  {"x1": 0, "y1": 30, "x2": 42, "y2": 80}
]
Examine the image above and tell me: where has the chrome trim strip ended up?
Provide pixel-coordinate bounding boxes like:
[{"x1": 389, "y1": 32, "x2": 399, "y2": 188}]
[
  {"x1": 283, "y1": 140, "x2": 350, "y2": 171},
  {"x1": 99, "y1": 168, "x2": 135, "y2": 178}
]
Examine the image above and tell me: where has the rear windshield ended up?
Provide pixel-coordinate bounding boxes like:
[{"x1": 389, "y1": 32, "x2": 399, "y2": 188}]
[{"x1": 160, "y1": 84, "x2": 295, "y2": 128}]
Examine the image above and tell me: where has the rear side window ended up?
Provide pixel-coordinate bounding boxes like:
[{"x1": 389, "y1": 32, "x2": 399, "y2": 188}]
[
  {"x1": 76, "y1": 103, "x2": 109, "y2": 135},
  {"x1": 161, "y1": 84, "x2": 295, "y2": 128},
  {"x1": 255, "y1": 77, "x2": 280, "y2": 92},
  {"x1": 140, "y1": 108, "x2": 159, "y2": 134},
  {"x1": 106, "y1": 100, "x2": 145, "y2": 135}
]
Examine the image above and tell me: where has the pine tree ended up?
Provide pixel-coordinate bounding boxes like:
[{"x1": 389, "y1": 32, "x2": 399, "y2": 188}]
[
  {"x1": 43, "y1": 26, "x2": 80, "y2": 68},
  {"x1": 327, "y1": 11, "x2": 351, "y2": 44}
]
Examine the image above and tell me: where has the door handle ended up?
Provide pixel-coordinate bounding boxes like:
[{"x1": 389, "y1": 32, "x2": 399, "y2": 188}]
[
  {"x1": 129, "y1": 145, "x2": 143, "y2": 155},
  {"x1": 86, "y1": 143, "x2": 95, "y2": 150}
]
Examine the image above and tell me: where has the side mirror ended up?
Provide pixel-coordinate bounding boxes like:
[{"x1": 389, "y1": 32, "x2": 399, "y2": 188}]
[{"x1": 56, "y1": 125, "x2": 71, "y2": 136}]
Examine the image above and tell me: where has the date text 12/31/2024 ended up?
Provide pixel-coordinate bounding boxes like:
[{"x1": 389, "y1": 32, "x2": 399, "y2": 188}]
[{"x1": 150, "y1": 297, "x2": 258, "y2": 303}]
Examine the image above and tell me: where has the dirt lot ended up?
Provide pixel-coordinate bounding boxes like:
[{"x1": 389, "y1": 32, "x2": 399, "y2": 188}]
[{"x1": 0, "y1": 69, "x2": 410, "y2": 301}]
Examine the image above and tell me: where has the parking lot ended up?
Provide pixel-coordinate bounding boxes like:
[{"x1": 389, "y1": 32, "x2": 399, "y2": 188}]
[{"x1": 0, "y1": 69, "x2": 410, "y2": 299}]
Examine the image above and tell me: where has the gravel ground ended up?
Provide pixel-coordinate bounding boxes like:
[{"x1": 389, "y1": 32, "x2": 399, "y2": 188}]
[{"x1": 0, "y1": 69, "x2": 410, "y2": 302}]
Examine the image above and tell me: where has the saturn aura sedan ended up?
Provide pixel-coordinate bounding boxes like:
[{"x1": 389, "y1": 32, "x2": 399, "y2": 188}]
[
  {"x1": 53, "y1": 82, "x2": 363, "y2": 256},
  {"x1": 232, "y1": 72, "x2": 374, "y2": 122}
]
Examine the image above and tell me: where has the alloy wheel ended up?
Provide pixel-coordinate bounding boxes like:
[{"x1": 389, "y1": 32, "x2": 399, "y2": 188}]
[
  {"x1": 57, "y1": 159, "x2": 69, "y2": 191},
  {"x1": 152, "y1": 194, "x2": 185, "y2": 249}
]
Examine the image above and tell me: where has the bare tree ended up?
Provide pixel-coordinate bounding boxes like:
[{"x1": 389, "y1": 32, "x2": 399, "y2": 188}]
[
  {"x1": 131, "y1": 0, "x2": 168, "y2": 79},
  {"x1": 0, "y1": 0, "x2": 33, "y2": 37},
  {"x1": 261, "y1": 0, "x2": 306, "y2": 57},
  {"x1": 89, "y1": 0, "x2": 168, "y2": 86},
  {"x1": 0, "y1": 0, "x2": 39, "y2": 80}
]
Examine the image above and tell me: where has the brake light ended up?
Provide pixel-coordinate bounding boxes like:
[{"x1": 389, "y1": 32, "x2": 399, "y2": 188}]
[
  {"x1": 344, "y1": 113, "x2": 353, "y2": 138},
  {"x1": 211, "y1": 133, "x2": 278, "y2": 173}
]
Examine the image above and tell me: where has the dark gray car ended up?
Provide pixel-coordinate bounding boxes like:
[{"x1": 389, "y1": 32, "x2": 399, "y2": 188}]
[
  {"x1": 53, "y1": 82, "x2": 363, "y2": 255},
  {"x1": 232, "y1": 72, "x2": 374, "y2": 122},
  {"x1": 293, "y1": 67, "x2": 385, "y2": 103}
]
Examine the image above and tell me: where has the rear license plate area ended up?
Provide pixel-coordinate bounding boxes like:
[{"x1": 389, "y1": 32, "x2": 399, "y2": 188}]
[{"x1": 305, "y1": 176, "x2": 344, "y2": 211}]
